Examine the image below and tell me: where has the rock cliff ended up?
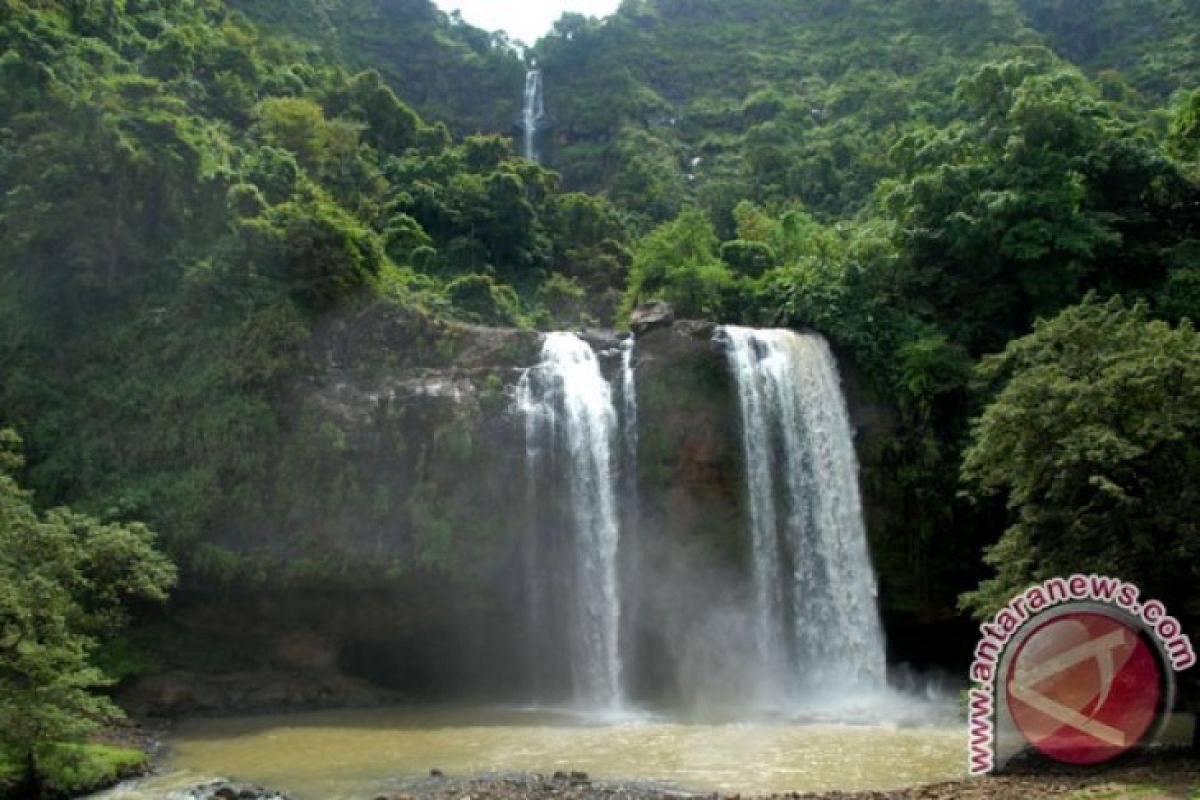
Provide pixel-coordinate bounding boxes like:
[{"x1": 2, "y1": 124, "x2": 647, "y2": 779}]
[{"x1": 138, "y1": 303, "x2": 933, "y2": 713}]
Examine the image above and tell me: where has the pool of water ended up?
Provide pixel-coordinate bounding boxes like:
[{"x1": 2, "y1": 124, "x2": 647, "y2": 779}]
[{"x1": 91, "y1": 701, "x2": 966, "y2": 799}]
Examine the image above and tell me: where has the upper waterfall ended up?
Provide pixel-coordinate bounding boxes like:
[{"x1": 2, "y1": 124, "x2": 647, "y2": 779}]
[
  {"x1": 522, "y1": 69, "x2": 545, "y2": 163},
  {"x1": 719, "y1": 326, "x2": 886, "y2": 700},
  {"x1": 516, "y1": 332, "x2": 625, "y2": 710}
]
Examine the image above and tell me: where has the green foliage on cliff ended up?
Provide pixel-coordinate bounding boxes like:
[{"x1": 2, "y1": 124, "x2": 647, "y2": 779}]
[
  {"x1": 1, "y1": 0, "x2": 1198, "y2": 628},
  {"x1": 0, "y1": 430, "x2": 174, "y2": 795},
  {"x1": 624, "y1": 209, "x2": 735, "y2": 318},
  {"x1": 600, "y1": 26, "x2": 1198, "y2": 612},
  {"x1": 0, "y1": 0, "x2": 631, "y2": 580},
  {"x1": 1015, "y1": 0, "x2": 1200, "y2": 99},
  {"x1": 228, "y1": 0, "x2": 526, "y2": 136},
  {"x1": 533, "y1": 0, "x2": 1200, "y2": 226}
]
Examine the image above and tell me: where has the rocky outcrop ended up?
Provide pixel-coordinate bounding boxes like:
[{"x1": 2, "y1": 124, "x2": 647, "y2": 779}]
[
  {"x1": 629, "y1": 301, "x2": 675, "y2": 335},
  {"x1": 154, "y1": 305, "x2": 547, "y2": 701},
  {"x1": 632, "y1": 317, "x2": 742, "y2": 567},
  {"x1": 118, "y1": 669, "x2": 399, "y2": 718},
  {"x1": 218, "y1": 304, "x2": 542, "y2": 573}
]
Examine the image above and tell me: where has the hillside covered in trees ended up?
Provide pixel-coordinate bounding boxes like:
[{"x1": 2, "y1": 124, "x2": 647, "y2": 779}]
[{"x1": 1, "y1": 0, "x2": 1199, "y2": 790}]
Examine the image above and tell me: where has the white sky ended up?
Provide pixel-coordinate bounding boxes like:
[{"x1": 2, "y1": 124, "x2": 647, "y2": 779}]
[{"x1": 430, "y1": 0, "x2": 622, "y2": 45}]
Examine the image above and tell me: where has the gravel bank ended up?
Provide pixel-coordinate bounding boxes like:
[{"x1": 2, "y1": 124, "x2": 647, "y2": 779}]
[{"x1": 367, "y1": 754, "x2": 1198, "y2": 800}]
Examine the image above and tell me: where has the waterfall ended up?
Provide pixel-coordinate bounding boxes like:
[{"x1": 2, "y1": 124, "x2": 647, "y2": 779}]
[
  {"x1": 522, "y1": 69, "x2": 545, "y2": 163},
  {"x1": 517, "y1": 333, "x2": 624, "y2": 710},
  {"x1": 514, "y1": 326, "x2": 882, "y2": 711},
  {"x1": 719, "y1": 326, "x2": 886, "y2": 698},
  {"x1": 515, "y1": 364, "x2": 552, "y2": 698}
]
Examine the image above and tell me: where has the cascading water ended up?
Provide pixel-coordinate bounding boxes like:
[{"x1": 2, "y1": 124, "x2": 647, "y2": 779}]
[
  {"x1": 515, "y1": 364, "x2": 552, "y2": 698},
  {"x1": 719, "y1": 326, "x2": 886, "y2": 700},
  {"x1": 618, "y1": 337, "x2": 639, "y2": 507},
  {"x1": 517, "y1": 333, "x2": 624, "y2": 710},
  {"x1": 521, "y1": 69, "x2": 545, "y2": 163}
]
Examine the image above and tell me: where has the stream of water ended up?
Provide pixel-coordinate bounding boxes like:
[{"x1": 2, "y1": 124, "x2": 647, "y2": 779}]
[
  {"x1": 516, "y1": 333, "x2": 625, "y2": 710},
  {"x1": 720, "y1": 327, "x2": 886, "y2": 701},
  {"x1": 522, "y1": 69, "x2": 544, "y2": 162}
]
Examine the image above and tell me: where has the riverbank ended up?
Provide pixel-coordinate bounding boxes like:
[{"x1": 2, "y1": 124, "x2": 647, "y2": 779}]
[{"x1": 0, "y1": 743, "x2": 146, "y2": 799}]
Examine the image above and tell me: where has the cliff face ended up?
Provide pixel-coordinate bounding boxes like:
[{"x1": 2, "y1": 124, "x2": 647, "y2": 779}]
[
  {"x1": 150, "y1": 306, "x2": 546, "y2": 708},
  {"x1": 145, "y1": 304, "x2": 924, "y2": 711},
  {"x1": 622, "y1": 319, "x2": 747, "y2": 702},
  {"x1": 264, "y1": 304, "x2": 542, "y2": 576}
]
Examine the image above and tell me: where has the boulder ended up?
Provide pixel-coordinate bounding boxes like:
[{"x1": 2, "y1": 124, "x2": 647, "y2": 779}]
[{"x1": 629, "y1": 301, "x2": 675, "y2": 335}]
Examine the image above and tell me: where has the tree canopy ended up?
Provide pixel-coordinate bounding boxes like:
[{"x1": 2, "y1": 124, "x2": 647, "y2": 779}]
[
  {"x1": 960, "y1": 297, "x2": 1200, "y2": 619},
  {"x1": 0, "y1": 429, "x2": 176, "y2": 795}
]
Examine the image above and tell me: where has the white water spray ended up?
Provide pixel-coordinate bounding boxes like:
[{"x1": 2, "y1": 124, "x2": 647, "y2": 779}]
[
  {"x1": 720, "y1": 327, "x2": 886, "y2": 700},
  {"x1": 518, "y1": 333, "x2": 624, "y2": 710},
  {"x1": 618, "y1": 337, "x2": 638, "y2": 495},
  {"x1": 522, "y1": 69, "x2": 545, "y2": 163}
]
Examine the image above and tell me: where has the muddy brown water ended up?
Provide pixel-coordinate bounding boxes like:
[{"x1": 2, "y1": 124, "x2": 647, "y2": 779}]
[{"x1": 89, "y1": 704, "x2": 967, "y2": 799}]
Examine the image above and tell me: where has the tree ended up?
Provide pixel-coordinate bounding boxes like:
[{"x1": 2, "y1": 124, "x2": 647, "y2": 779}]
[
  {"x1": 960, "y1": 296, "x2": 1200, "y2": 620},
  {"x1": 445, "y1": 273, "x2": 523, "y2": 326},
  {"x1": 1168, "y1": 87, "x2": 1200, "y2": 163},
  {"x1": 883, "y1": 59, "x2": 1196, "y2": 355},
  {"x1": 326, "y1": 70, "x2": 422, "y2": 155},
  {"x1": 234, "y1": 197, "x2": 385, "y2": 313},
  {"x1": 0, "y1": 74, "x2": 227, "y2": 325},
  {"x1": 720, "y1": 239, "x2": 778, "y2": 277},
  {"x1": 0, "y1": 429, "x2": 176, "y2": 797},
  {"x1": 255, "y1": 97, "x2": 338, "y2": 171},
  {"x1": 623, "y1": 208, "x2": 735, "y2": 319}
]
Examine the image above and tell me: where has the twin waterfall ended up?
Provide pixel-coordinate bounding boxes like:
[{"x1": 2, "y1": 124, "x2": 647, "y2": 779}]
[{"x1": 516, "y1": 327, "x2": 885, "y2": 712}]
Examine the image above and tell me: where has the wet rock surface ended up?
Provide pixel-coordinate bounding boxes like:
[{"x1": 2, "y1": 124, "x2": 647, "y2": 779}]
[
  {"x1": 371, "y1": 771, "x2": 690, "y2": 800},
  {"x1": 118, "y1": 669, "x2": 399, "y2": 717},
  {"x1": 187, "y1": 780, "x2": 291, "y2": 800},
  {"x1": 149, "y1": 303, "x2": 546, "y2": 701}
]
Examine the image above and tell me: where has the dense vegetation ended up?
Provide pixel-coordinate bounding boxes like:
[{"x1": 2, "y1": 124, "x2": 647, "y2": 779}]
[
  {"x1": 961, "y1": 296, "x2": 1200, "y2": 619},
  {"x1": 533, "y1": 0, "x2": 1199, "y2": 226},
  {"x1": 0, "y1": 429, "x2": 174, "y2": 794},
  {"x1": 0, "y1": 0, "x2": 632, "y2": 589},
  {"x1": 0, "y1": 0, "x2": 1198, "y2": 738},
  {"x1": 546, "y1": 1, "x2": 1200, "y2": 619},
  {"x1": 227, "y1": 0, "x2": 527, "y2": 135}
]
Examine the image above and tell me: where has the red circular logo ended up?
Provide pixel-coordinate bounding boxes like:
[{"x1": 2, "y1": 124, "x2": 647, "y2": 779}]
[{"x1": 1006, "y1": 612, "x2": 1161, "y2": 764}]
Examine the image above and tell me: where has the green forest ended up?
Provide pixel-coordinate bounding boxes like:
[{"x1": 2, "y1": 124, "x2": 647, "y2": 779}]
[{"x1": 1, "y1": 0, "x2": 1198, "y2": 796}]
